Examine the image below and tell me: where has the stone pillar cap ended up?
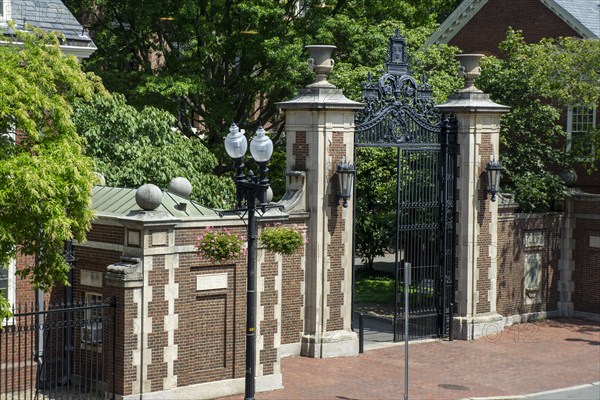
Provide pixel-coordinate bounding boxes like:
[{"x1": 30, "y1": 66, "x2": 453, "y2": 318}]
[
  {"x1": 436, "y1": 91, "x2": 510, "y2": 113},
  {"x1": 276, "y1": 87, "x2": 364, "y2": 111}
]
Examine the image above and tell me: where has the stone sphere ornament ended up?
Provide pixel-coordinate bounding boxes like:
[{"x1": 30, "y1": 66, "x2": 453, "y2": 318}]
[
  {"x1": 135, "y1": 184, "x2": 163, "y2": 211},
  {"x1": 168, "y1": 177, "x2": 193, "y2": 199}
]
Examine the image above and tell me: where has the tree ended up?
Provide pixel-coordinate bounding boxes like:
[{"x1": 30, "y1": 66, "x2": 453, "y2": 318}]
[
  {"x1": 65, "y1": 0, "x2": 309, "y2": 150},
  {"x1": 64, "y1": 0, "x2": 462, "y2": 268},
  {"x1": 64, "y1": 0, "x2": 461, "y2": 148},
  {"x1": 354, "y1": 148, "x2": 398, "y2": 270},
  {"x1": 73, "y1": 93, "x2": 235, "y2": 208},
  {"x1": 477, "y1": 30, "x2": 600, "y2": 211},
  {"x1": 0, "y1": 26, "x2": 103, "y2": 318}
]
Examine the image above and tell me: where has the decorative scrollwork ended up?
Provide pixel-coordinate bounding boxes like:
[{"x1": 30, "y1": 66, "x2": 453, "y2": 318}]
[{"x1": 356, "y1": 29, "x2": 441, "y2": 145}]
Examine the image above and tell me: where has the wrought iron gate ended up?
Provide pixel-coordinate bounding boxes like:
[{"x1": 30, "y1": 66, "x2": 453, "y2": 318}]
[
  {"x1": 0, "y1": 298, "x2": 116, "y2": 399},
  {"x1": 353, "y1": 30, "x2": 457, "y2": 341}
]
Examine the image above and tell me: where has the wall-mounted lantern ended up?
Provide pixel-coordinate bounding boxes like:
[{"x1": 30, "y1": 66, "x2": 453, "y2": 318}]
[
  {"x1": 336, "y1": 161, "x2": 355, "y2": 208},
  {"x1": 485, "y1": 160, "x2": 503, "y2": 202}
]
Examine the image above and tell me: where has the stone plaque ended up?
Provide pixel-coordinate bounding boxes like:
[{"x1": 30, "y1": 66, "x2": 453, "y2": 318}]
[
  {"x1": 524, "y1": 253, "x2": 542, "y2": 305},
  {"x1": 128, "y1": 229, "x2": 141, "y2": 246},
  {"x1": 80, "y1": 269, "x2": 103, "y2": 288},
  {"x1": 524, "y1": 232, "x2": 544, "y2": 248},
  {"x1": 590, "y1": 236, "x2": 600, "y2": 248},
  {"x1": 196, "y1": 273, "x2": 228, "y2": 291},
  {"x1": 152, "y1": 231, "x2": 168, "y2": 246}
]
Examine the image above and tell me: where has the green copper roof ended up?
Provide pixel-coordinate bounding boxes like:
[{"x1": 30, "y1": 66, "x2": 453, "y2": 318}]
[{"x1": 92, "y1": 186, "x2": 218, "y2": 219}]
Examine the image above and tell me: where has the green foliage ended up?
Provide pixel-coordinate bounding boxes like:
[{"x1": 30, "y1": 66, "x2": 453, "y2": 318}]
[
  {"x1": 477, "y1": 30, "x2": 600, "y2": 211},
  {"x1": 65, "y1": 0, "x2": 461, "y2": 143},
  {"x1": 196, "y1": 227, "x2": 244, "y2": 263},
  {"x1": 355, "y1": 148, "x2": 397, "y2": 269},
  {"x1": 259, "y1": 225, "x2": 305, "y2": 256},
  {"x1": 73, "y1": 93, "x2": 235, "y2": 208},
  {"x1": 66, "y1": 0, "x2": 309, "y2": 149},
  {"x1": 64, "y1": 0, "x2": 462, "y2": 212},
  {"x1": 355, "y1": 275, "x2": 396, "y2": 303},
  {"x1": 0, "y1": 26, "x2": 102, "y2": 319}
]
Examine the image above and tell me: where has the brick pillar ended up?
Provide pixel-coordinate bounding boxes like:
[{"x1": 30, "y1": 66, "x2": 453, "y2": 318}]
[
  {"x1": 277, "y1": 45, "x2": 363, "y2": 357},
  {"x1": 558, "y1": 196, "x2": 575, "y2": 316},
  {"x1": 106, "y1": 213, "x2": 179, "y2": 396},
  {"x1": 437, "y1": 54, "x2": 509, "y2": 340}
]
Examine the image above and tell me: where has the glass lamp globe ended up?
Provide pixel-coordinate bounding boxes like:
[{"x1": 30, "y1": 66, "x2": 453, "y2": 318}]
[
  {"x1": 224, "y1": 123, "x2": 248, "y2": 159},
  {"x1": 249, "y1": 126, "x2": 273, "y2": 163}
]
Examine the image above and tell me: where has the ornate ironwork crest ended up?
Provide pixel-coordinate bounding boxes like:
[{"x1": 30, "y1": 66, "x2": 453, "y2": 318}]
[{"x1": 355, "y1": 29, "x2": 441, "y2": 145}]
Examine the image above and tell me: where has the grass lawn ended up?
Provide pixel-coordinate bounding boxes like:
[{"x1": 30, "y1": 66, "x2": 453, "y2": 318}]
[
  {"x1": 355, "y1": 270, "x2": 434, "y2": 304},
  {"x1": 355, "y1": 274, "x2": 396, "y2": 303}
]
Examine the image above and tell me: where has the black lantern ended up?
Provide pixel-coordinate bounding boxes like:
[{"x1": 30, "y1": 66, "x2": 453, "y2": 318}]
[
  {"x1": 336, "y1": 162, "x2": 355, "y2": 208},
  {"x1": 485, "y1": 160, "x2": 503, "y2": 202}
]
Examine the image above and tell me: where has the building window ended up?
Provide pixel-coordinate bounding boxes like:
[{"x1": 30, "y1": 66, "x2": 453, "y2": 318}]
[
  {"x1": 567, "y1": 105, "x2": 597, "y2": 157},
  {"x1": 1, "y1": 258, "x2": 16, "y2": 325},
  {"x1": 0, "y1": 1, "x2": 11, "y2": 22},
  {"x1": 81, "y1": 292, "x2": 104, "y2": 345}
]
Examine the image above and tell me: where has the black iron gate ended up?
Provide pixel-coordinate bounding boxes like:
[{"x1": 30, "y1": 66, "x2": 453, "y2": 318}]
[
  {"x1": 0, "y1": 298, "x2": 116, "y2": 399},
  {"x1": 353, "y1": 30, "x2": 457, "y2": 341}
]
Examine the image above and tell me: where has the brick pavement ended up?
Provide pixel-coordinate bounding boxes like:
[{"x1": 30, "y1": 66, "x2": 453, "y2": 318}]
[{"x1": 225, "y1": 319, "x2": 600, "y2": 400}]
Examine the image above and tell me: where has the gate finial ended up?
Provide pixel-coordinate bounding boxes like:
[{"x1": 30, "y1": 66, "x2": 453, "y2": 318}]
[{"x1": 387, "y1": 29, "x2": 408, "y2": 75}]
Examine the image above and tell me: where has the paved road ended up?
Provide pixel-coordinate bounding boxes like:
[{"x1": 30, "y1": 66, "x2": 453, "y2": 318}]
[
  {"x1": 467, "y1": 382, "x2": 600, "y2": 399},
  {"x1": 526, "y1": 383, "x2": 600, "y2": 400},
  {"x1": 223, "y1": 318, "x2": 600, "y2": 400}
]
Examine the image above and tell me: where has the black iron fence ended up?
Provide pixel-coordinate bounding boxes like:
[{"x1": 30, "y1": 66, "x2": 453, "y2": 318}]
[{"x1": 0, "y1": 298, "x2": 116, "y2": 400}]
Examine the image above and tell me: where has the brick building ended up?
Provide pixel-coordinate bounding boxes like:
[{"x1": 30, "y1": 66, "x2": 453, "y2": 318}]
[
  {"x1": 432, "y1": 0, "x2": 600, "y2": 331},
  {"x1": 427, "y1": 0, "x2": 600, "y2": 194}
]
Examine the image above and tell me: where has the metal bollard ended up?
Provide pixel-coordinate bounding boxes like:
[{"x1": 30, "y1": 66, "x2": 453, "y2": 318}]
[{"x1": 359, "y1": 313, "x2": 364, "y2": 354}]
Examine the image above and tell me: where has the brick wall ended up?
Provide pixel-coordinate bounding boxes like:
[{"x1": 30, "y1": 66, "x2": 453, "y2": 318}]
[
  {"x1": 86, "y1": 224, "x2": 125, "y2": 246},
  {"x1": 326, "y1": 131, "x2": 347, "y2": 332},
  {"x1": 476, "y1": 134, "x2": 493, "y2": 314},
  {"x1": 292, "y1": 131, "x2": 308, "y2": 170},
  {"x1": 497, "y1": 208, "x2": 561, "y2": 317},
  {"x1": 259, "y1": 251, "x2": 278, "y2": 375},
  {"x1": 6, "y1": 211, "x2": 308, "y2": 396},
  {"x1": 174, "y1": 226, "x2": 248, "y2": 387},
  {"x1": 449, "y1": 0, "x2": 581, "y2": 55},
  {"x1": 572, "y1": 196, "x2": 600, "y2": 314},
  {"x1": 280, "y1": 248, "x2": 305, "y2": 345}
]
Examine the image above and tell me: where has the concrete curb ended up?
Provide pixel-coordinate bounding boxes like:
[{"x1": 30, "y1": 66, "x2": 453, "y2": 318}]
[{"x1": 461, "y1": 381, "x2": 600, "y2": 400}]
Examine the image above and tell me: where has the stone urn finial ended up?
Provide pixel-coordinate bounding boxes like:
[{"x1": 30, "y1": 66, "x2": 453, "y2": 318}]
[
  {"x1": 456, "y1": 54, "x2": 484, "y2": 91},
  {"x1": 306, "y1": 45, "x2": 336, "y2": 88}
]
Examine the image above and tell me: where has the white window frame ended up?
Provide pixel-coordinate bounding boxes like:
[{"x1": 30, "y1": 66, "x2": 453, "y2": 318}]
[
  {"x1": 1, "y1": 258, "x2": 16, "y2": 326},
  {"x1": 0, "y1": 1, "x2": 12, "y2": 23},
  {"x1": 567, "y1": 105, "x2": 597, "y2": 159},
  {"x1": 81, "y1": 292, "x2": 104, "y2": 350}
]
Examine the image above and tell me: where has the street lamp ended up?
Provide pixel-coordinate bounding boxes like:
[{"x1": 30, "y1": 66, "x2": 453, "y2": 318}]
[
  {"x1": 224, "y1": 122, "x2": 273, "y2": 400},
  {"x1": 485, "y1": 160, "x2": 503, "y2": 202}
]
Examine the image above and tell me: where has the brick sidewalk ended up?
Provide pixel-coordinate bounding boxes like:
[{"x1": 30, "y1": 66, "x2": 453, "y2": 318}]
[{"x1": 226, "y1": 319, "x2": 600, "y2": 400}]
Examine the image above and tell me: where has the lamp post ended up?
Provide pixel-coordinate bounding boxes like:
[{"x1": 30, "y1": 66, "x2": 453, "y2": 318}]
[
  {"x1": 224, "y1": 122, "x2": 273, "y2": 400},
  {"x1": 485, "y1": 160, "x2": 503, "y2": 202}
]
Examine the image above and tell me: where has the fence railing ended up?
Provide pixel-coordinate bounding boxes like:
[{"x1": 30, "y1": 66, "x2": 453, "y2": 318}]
[{"x1": 0, "y1": 298, "x2": 116, "y2": 400}]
